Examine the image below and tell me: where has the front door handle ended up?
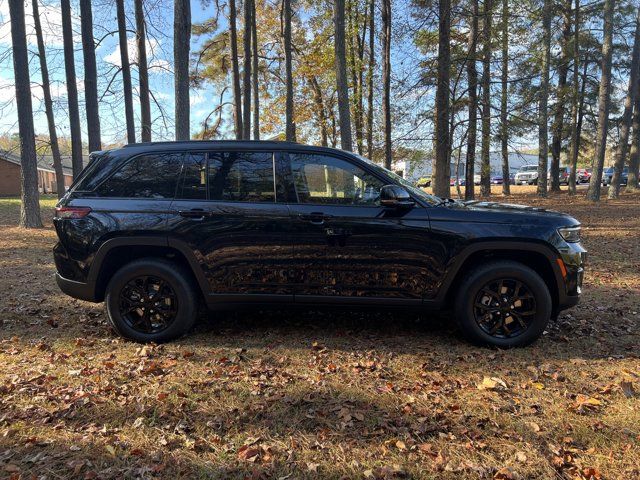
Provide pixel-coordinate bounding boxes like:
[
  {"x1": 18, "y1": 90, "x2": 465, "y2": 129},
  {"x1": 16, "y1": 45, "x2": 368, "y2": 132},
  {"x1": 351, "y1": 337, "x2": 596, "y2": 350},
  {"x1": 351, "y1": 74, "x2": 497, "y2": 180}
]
[
  {"x1": 179, "y1": 208, "x2": 208, "y2": 220},
  {"x1": 298, "y1": 212, "x2": 333, "y2": 225}
]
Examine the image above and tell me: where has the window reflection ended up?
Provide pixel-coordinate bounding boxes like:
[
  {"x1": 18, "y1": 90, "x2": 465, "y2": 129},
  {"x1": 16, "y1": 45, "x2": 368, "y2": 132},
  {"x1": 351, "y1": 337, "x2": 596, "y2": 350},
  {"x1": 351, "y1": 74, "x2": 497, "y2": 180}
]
[
  {"x1": 208, "y1": 152, "x2": 275, "y2": 203},
  {"x1": 290, "y1": 153, "x2": 384, "y2": 205}
]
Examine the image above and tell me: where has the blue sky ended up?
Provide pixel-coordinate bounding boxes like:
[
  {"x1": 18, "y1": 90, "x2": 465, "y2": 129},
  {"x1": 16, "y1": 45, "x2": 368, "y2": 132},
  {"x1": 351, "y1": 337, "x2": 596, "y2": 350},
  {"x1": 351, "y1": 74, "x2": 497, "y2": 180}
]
[{"x1": 0, "y1": 0, "x2": 220, "y2": 145}]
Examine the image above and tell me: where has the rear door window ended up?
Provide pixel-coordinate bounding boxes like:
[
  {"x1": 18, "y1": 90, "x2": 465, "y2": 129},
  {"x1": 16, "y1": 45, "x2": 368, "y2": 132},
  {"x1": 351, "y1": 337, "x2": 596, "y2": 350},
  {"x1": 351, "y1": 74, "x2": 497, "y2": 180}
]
[
  {"x1": 96, "y1": 153, "x2": 183, "y2": 198},
  {"x1": 208, "y1": 151, "x2": 275, "y2": 202}
]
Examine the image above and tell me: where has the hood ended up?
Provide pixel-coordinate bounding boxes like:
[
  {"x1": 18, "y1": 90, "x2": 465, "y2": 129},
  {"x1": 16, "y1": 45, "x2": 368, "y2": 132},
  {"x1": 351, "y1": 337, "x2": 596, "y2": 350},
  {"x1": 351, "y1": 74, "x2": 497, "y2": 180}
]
[{"x1": 431, "y1": 200, "x2": 580, "y2": 227}]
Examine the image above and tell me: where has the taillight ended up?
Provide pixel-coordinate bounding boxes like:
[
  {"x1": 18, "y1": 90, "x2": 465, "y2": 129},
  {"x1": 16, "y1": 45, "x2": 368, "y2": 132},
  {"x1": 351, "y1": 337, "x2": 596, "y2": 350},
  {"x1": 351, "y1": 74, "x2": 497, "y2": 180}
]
[{"x1": 55, "y1": 206, "x2": 92, "y2": 219}]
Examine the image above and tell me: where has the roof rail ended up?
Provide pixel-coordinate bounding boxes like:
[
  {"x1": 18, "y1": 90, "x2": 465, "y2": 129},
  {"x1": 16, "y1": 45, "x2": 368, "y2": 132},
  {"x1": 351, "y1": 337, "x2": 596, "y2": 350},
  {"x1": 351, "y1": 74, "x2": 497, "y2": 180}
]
[{"x1": 122, "y1": 139, "x2": 300, "y2": 148}]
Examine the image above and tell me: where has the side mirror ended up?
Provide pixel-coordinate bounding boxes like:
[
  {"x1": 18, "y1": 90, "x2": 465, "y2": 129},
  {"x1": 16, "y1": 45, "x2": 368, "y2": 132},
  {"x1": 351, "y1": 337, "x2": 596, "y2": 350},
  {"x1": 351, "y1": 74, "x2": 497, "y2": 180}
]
[{"x1": 380, "y1": 185, "x2": 415, "y2": 209}]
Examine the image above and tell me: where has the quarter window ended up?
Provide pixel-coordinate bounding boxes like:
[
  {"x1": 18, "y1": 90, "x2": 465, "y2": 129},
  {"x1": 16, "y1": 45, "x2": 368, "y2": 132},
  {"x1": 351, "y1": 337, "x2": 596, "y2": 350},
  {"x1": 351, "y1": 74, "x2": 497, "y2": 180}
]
[
  {"x1": 289, "y1": 153, "x2": 384, "y2": 205},
  {"x1": 96, "y1": 153, "x2": 182, "y2": 198},
  {"x1": 208, "y1": 151, "x2": 275, "y2": 202}
]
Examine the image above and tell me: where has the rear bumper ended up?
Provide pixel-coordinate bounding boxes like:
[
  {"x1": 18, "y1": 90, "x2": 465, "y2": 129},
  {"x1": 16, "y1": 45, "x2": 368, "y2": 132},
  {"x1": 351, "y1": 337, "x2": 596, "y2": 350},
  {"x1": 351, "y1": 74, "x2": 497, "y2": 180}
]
[{"x1": 55, "y1": 273, "x2": 99, "y2": 303}]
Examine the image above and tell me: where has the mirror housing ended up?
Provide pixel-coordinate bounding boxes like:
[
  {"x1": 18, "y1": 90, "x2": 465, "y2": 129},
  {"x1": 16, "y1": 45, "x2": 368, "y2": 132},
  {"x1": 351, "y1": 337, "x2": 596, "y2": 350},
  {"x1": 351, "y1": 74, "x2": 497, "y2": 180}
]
[{"x1": 380, "y1": 185, "x2": 415, "y2": 209}]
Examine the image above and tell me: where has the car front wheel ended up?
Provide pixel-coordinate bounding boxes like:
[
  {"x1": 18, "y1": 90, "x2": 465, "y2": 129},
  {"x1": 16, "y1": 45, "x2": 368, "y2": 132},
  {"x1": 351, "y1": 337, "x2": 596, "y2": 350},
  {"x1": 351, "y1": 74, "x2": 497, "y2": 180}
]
[
  {"x1": 454, "y1": 260, "x2": 552, "y2": 348},
  {"x1": 105, "y1": 258, "x2": 198, "y2": 343}
]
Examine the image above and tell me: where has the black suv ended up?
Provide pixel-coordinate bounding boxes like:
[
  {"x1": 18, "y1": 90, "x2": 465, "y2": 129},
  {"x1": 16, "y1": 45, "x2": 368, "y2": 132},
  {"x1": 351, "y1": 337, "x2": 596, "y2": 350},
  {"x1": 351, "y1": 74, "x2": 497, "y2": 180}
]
[{"x1": 53, "y1": 141, "x2": 586, "y2": 347}]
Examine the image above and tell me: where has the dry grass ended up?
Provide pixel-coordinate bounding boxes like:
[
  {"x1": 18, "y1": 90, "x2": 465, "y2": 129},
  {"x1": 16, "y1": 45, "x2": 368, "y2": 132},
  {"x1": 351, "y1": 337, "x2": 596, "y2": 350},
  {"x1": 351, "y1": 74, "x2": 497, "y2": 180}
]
[{"x1": 0, "y1": 187, "x2": 639, "y2": 479}]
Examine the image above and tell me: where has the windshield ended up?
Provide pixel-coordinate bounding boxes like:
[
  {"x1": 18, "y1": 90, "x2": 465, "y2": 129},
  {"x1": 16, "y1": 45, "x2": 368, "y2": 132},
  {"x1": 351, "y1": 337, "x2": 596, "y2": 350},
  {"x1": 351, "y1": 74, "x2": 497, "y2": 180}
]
[
  {"x1": 354, "y1": 154, "x2": 440, "y2": 205},
  {"x1": 519, "y1": 165, "x2": 538, "y2": 172}
]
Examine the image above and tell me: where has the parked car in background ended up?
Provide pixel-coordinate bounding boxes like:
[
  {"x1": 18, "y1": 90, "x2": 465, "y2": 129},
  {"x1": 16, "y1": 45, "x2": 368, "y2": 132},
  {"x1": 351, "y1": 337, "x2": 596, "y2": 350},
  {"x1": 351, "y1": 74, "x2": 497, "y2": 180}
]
[
  {"x1": 450, "y1": 177, "x2": 465, "y2": 186},
  {"x1": 577, "y1": 168, "x2": 591, "y2": 184},
  {"x1": 547, "y1": 166, "x2": 571, "y2": 185},
  {"x1": 602, "y1": 166, "x2": 629, "y2": 186},
  {"x1": 491, "y1": 175, "x2": 504, "y2": 185},
  {"x1": 474, "y1": 174, "x2": 481, "y2": 185},
  {"x1": 509, "y1": 173, "x2": 516, "y2": 185},
  {"x1": 53, "y1": 140, "x2": 585, "y2": 348},
  {"x1": 514, "y1": 165, "x2": 539, "y2": 185}
]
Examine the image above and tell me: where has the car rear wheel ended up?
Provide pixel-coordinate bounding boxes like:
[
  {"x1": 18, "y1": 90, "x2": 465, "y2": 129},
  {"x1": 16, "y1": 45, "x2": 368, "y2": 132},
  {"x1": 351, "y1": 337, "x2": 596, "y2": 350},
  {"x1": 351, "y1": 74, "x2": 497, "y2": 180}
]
[
  {"x1": 454, "y1": 260, "x2": 552, "y2": 348},
  {"x1": 105, "y1": 258, "x2": 198, "y2": 342}
]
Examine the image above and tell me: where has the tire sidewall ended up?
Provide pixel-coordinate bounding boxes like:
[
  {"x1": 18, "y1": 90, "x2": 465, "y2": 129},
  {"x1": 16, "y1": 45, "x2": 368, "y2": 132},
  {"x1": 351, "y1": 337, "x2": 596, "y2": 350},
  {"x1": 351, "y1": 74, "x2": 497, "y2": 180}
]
[
  {"x1": 105, "y1": 259, "x2": 197, "y2": 343},
  {"x1": 455, "y1": 262, "x2": 552, "y2": 348}
]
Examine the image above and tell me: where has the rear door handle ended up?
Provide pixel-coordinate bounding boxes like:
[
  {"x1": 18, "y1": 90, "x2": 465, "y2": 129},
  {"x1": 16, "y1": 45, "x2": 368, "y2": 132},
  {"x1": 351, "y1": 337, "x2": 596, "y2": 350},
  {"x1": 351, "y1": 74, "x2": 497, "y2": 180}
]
[
  {"x1": 298, "y1": 212, "x2": 333, "y2": 225},
  {"x1": 179, "y1": 208, "x2": 208, "y2": 220}
]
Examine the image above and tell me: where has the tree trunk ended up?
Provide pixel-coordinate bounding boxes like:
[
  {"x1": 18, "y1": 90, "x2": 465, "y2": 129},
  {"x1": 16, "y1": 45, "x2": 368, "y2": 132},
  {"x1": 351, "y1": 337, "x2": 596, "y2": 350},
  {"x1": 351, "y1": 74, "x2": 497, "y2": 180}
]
[
  {"x1": 433, "y1": 0, "x2": 451, "y2": 198},
  {"x1": 480, "y1": 0, "x2": 492, "y2": 197},
  {"x1": 117, "y1": 0, "x2": 136, "y2": 143},
  {"x1": 283, "y1": 0, "x2": 296, "y2": 141},
  {"x1": 465, "y1": 0, "x2": 479, "y2": 200},
  {"x1": 537, "y1": 0, "x2": 551, "y2": 196},
  {"x1": 243, "y1": 0, "x2": 252, "y2": 139},
  {"x1": 381, "y1": 0, "x2": 391, "y2": 167},
  {"x1": 628, "y1": 83, "x2": 640, "y2": 190},
  {"x1": 135, "y1": 0, "x2": 152, "y2": 142},
  {"x1": 348, "y1": 0, "x2": 364, "y2": 155},
  {"x1": 335, "y1": 0, "x2": 353, "y2": 151},
  {"x1": 587, "y1": 0, "x2": 615, "y2": 201},
  {"x1": 79, "y1": 0, "x2": 101, "y2": 152},
  {"x1": 9, "y1": 0, "x2": 42, "y2": 227},
  {"x1": 33, "y1": 0, "x2": 65, "y2": 198},
  {"x1": 174, "y1": 0, "x2": 191, "y2": 141},
  {"x1": 609, "y1": 6, "x2": 640, "y2": 198},
  {"x1": 229, "y1": 0, "x2": 243, "y2": 139},
  {"x1": 549, "y1": 0, "x2": 572, "y2": 192},
  {"x1": 366, "y1": 0, "x2": 374, "y2": 159},
  {"x1": 251, "y1": 0, "x2": 260, "y2": 140},
  {"x1": 500, "y1": 0, "x2": 509, "y2": 195},
  {"x1": 568, "y1": 0, "x2": 580, "y2": 195},
  {"x1": 309, "y1": 75, "x2": 329, "y2": 146},
  {"x1": 61, "y1": 0, "x2": 84, "y2": 178}
]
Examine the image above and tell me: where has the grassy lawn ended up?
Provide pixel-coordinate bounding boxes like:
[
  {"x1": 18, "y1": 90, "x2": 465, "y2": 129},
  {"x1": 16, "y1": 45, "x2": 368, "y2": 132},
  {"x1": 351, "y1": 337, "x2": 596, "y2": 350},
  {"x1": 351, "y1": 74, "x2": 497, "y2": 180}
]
[{"x1": 0, "y1": 188, "x2": 638, "y2": 479}]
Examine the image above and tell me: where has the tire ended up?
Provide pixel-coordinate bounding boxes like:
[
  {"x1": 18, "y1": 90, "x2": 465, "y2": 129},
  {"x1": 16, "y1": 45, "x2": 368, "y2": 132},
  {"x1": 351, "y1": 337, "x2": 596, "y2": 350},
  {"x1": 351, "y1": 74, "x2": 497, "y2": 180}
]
[
  {"x1": 453, "y1": 260, "x2": 552, "y2": 348},
  {"x1": 105, "y1": 258, "x2": 198, "y2": 342}
]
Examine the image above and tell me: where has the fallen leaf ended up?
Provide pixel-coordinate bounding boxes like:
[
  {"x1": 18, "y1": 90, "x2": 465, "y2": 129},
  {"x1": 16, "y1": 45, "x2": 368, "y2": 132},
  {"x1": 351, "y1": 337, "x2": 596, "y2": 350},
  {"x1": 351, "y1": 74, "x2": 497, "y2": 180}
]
[
  {"x1": 477, "y1": 377, "x2": 508, "y2": 391},
  {"x1": 620, "y1": 380, "x2": 636, "y2": 398}
]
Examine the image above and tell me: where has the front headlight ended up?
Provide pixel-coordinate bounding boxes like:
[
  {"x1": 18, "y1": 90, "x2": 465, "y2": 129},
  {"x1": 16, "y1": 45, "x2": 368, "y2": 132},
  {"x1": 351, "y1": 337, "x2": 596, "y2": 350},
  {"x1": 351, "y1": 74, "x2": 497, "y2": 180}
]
[{"x1": 558, "y1": 226, "x2": 581, "y2": 243}]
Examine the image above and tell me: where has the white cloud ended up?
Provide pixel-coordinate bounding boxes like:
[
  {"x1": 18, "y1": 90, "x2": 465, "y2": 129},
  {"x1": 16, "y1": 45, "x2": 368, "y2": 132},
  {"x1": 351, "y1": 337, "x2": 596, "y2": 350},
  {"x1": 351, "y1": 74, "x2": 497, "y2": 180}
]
[{"x1": 104, "y1": 36, "x2": 171, "y2": 72}]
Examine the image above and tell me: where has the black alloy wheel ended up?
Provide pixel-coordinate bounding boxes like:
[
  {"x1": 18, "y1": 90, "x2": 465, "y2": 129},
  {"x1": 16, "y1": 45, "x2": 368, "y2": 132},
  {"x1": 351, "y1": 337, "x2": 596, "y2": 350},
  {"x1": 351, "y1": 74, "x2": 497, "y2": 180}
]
[
  {"x1": 473, "y1": 278, "x2": 536, "y2": 339},
  {"x1": 119, "y1": 275, "x2": 178, "y2": 334}
]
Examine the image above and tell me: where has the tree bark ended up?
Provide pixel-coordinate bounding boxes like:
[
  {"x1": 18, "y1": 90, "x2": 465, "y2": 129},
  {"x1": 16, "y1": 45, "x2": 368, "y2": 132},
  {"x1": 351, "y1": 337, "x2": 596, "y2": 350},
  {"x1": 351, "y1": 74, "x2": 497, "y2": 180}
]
[
  {"x1": 550, "y1": 0, "x2": 572, "y2": 192},
  {"x1": 609, "y1": 6, "x2": 640, "y2": 198},
  {"x1": 33, "y1": 0, "x2": 65, "y2": 198},
  {"x1": 381, "y1": 0, "x2": 392, "y2": 167},
  {"x1": 433, "y1": 0, "x2": 451, "y2": 198},
  {"x1": 309, "y1": 75, "x2": 329, "y2": 146},
  {"x1": 480, "y1": 0, "x2": 492, "y2": 197},
  {"x1": 135, "y1": 0, "x2": 152, "y2": 142},
  {"x1": 500, "y1": 0, "x2": 509, "y2": 195},
  {"x1": 79, "y1": 0, "x2": 101, "y2": 152},
  {"x1": 174, "y1": 0, "x2": 191, "y2": 141},
  {"x1": 465, "y1": 0, "x2": 479, "y2": 200},
  {"x1": 628, "y1": 82, "x2": 640, "y2": 190},
  {"x1": 366, "y1": 0, "x2": 374, "y2": 159},
  {"x1": 9, "y1": 0, "x2": 42, "y2": 227},
  {"x1": 251, "y1": 0, "x2": 260, "y2": 140},
  {"x1": 335, "y1": 0, "x2": 353, "y2": 151},
  {"x1": 587, "y1": 0, "x2": 615, "y2": 201},
  {"x1": 348, "y1": 0, "x2": 364, "y2": 155},
  {"x1": 61, "y1": 0, "x2": 84, "y2": 178},
  {"x1": 537, "y1": 0, "x2": 551, "y2": 196},
  {"x1": 568, "y1": 0, "x2": 580, "y2": 195},
  {"x1": 243, "y1": 0, "x2": 252, "y2": 139},
  {"x1": 229, "y1": 0, "x2": 243, "y2": 139},
  {"x1": 283, "y1": 0, "x2": 296, "y2": 141},
  {"x1": 117, "y1": 0, "x2": 136, "y2": 143}
]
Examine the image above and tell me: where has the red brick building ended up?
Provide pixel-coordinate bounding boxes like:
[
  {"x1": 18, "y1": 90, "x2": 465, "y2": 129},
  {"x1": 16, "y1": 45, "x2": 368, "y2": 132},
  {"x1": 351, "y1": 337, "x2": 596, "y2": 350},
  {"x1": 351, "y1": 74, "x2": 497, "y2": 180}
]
[{"x1": 0, "y1": 150, "x2": 76, "y2": 196}]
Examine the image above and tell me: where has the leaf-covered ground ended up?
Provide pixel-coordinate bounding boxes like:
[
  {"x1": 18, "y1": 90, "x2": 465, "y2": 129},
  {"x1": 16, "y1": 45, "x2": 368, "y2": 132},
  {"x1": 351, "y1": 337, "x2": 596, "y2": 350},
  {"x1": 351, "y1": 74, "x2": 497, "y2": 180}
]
[{"x1": 0, "y1": 188, "x2": 638, "y2": 480}]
